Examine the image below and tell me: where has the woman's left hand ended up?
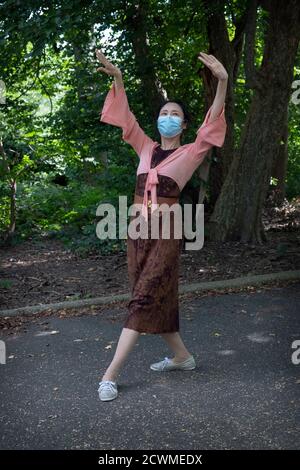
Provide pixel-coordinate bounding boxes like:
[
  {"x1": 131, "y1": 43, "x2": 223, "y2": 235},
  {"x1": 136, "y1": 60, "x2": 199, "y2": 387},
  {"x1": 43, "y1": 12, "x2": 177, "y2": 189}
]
[{"x1": 197, "y1": 52, "x2": 228, "y2": 81}]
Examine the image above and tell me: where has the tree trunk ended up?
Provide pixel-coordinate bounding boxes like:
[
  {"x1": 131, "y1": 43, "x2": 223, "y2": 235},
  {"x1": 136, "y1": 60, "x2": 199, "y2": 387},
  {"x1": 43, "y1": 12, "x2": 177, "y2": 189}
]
[
  {"x1": 197, "y1": 0, "x2": 248, "y2": 208},
  {"x1": 6, "y1": 179, "x2": 17, "y2": 244},
  {"x1": 270, "y1": 110, "x2": 288, "y2": 204},
  {"x1": 123, "y1": 0, "x2": 166, "y2": 124},
  {"x1": 73, "y1": 42, "x2": 92, "y2": 181},
  {"x1": 209, "y1": 0, "x2": 300, "y2": 243}
]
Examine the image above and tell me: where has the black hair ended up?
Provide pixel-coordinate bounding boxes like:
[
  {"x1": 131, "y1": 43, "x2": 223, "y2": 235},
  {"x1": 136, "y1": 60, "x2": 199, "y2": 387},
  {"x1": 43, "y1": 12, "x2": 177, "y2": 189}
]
[{"x1": 156, "y1": 99, "x2": 193, "y2": 127}]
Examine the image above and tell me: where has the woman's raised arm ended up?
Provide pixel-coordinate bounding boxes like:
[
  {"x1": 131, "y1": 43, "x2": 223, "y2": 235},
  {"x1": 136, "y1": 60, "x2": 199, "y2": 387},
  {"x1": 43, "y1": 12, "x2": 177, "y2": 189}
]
[
  {"x1": 197, "y1": 52, "x2": 228, "y2": 122},
  {"x1": 189, "y1": 52, "x2": 228, "y2": 162},
  {"x1": 96, "y1": 48, "x2": 154, "y2": 158},
  {"x1": 96, "y1": 48, "x2": 124, "y2": 91}
]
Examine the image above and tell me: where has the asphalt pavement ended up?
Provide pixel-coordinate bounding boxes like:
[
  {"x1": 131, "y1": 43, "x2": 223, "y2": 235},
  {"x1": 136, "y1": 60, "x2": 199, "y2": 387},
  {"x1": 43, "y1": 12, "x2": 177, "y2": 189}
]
[{"x1": 0, "y1": 282, "x2": 299, "y2": 450}]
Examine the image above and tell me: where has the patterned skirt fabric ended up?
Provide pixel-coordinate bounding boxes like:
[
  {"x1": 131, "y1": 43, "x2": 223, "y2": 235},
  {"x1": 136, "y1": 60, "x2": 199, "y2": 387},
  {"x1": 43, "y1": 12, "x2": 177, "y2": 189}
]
[{"x1": 124, "y1": 205, "x2": 184, "y2": 334}]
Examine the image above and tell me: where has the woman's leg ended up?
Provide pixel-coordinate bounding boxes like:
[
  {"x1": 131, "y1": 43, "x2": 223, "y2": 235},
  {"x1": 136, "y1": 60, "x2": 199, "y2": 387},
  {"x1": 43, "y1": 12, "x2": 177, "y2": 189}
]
[
  {"x1": 160, "y1": 332, "x2": 192, "y2": 363},
  {"x1": 101, "y1": 327, "x2": 141, "y2": 382}
]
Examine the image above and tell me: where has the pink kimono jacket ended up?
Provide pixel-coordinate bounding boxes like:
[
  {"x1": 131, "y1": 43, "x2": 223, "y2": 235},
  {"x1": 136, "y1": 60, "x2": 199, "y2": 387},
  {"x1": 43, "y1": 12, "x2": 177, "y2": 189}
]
[{"x1": 100, "y1": 82, "x2": 227, "y2": 220}]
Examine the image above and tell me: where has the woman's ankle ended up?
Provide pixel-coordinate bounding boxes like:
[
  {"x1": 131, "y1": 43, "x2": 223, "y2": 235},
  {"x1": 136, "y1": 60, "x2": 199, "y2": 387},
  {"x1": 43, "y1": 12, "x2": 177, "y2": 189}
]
[
  {"x1": 101, "y1": 369, "x2": 119, "y2": 382},
  {"x1": 172, "y1": 353, "x2": 192, "y2": 363},
  {"x1": 101, "y1": 375, "x2": 117, "y2": 382}
]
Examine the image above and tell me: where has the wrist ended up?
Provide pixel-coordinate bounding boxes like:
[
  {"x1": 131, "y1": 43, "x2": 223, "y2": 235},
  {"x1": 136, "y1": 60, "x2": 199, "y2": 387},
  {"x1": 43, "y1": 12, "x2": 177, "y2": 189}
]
[{"x1": 114, "y1": 73, "x2": 124, "y2": 91}]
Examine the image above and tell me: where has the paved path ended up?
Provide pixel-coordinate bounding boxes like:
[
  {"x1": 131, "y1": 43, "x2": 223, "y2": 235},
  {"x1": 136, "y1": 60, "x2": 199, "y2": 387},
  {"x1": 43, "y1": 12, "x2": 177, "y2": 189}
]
[{"x1": 0, "y1": 282, "x2": 299, "y2": 450}]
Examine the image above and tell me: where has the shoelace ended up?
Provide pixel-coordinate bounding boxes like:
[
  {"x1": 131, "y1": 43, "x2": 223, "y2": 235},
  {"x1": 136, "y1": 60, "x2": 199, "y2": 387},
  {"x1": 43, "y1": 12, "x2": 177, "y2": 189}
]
[
  {"x1": 162, "y1": 357, "x2": 172, "y2": 370},
  {"x1": 98, "y1": 381, "x2": 117, "y2": 393}
]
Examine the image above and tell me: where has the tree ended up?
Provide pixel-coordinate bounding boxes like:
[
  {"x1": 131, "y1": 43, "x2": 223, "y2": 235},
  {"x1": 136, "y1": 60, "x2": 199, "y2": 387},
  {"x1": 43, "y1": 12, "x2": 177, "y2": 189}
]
[{"x1": 208, "y1": 0, "x2": 300, "y2": 243}]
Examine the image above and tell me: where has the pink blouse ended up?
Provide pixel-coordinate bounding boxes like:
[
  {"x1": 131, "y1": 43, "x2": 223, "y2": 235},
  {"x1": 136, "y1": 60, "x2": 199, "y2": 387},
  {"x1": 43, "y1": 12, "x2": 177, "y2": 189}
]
[{"x1": 100, "y1": 82, "x2": 227, "y2": 220}]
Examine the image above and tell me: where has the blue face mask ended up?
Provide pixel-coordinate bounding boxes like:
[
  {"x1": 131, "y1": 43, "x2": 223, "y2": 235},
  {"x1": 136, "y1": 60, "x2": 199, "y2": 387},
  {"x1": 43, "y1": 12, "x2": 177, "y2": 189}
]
[{"x1": 157, "y1": 115, "x2": 183, "y2": 138}]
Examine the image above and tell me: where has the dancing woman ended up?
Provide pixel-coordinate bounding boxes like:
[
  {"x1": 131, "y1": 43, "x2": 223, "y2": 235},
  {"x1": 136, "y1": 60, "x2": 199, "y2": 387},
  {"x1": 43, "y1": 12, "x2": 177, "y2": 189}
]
[{"x1": 96, "y1": 48, "x2": 228, "y2": 401}]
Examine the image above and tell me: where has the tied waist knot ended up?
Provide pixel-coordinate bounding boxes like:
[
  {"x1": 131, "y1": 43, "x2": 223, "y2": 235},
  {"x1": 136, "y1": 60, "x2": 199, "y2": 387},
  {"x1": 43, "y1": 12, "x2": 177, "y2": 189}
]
[
  {"x1": 142, "y1": 168, "x2": 159, "y2": 221},
  {"x1": 147, "y1": 168, "x2": 159, "y2": 186}
]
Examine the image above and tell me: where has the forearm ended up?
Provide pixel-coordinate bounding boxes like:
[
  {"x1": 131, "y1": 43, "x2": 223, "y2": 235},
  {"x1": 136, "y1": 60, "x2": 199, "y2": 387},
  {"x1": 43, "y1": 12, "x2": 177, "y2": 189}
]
[
  {"x1": 114, "y1": 72, "x2": 124, "y2": 92},
  {"x1": 208, "y1": 78, "x2": 228, "y2": 122}
]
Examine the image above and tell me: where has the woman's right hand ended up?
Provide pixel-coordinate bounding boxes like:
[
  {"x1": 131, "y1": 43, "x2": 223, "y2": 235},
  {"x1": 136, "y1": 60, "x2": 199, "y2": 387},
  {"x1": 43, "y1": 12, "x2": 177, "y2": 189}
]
[{"x1": 95, "y1": 48, "x2": 122, "y2": 78}]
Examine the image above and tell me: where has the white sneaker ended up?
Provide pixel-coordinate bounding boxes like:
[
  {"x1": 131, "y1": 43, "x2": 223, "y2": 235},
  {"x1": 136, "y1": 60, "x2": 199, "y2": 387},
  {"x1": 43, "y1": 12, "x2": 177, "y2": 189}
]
[
  {"x1": 98, "y1": 380, "x2": 118, "y2": 401},
  {"x1": 150, "y1": 355, "x2": 196, "y2": 371}
]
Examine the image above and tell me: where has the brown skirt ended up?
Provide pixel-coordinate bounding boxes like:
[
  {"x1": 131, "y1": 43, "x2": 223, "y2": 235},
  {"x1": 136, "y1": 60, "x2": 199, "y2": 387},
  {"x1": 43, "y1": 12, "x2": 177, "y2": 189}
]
[{"x1": 124, "y1": 195, "x2": 183, "y2": 334}]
